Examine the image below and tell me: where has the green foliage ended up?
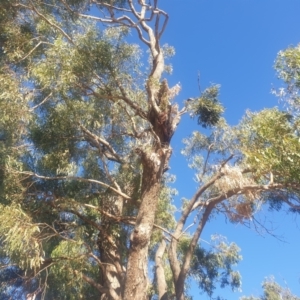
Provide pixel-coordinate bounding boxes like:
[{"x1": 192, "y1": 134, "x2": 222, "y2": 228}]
[
  {"x1": 0, "y1": 3, "x2": 141, "y2": 298},
  {"x1": 48, "y1": 240, "x2": 97, "y2": 300},
  {"x1": 181, "y1": 235, "x2": 242, "y2": 298},
  {"x1": 188, "y1": 85, "x2": 224, "y2": 128},
  {"x1": 241, "y1": 278, "x2": 300, "y2": 300},
  {"x1": 274, "y1": 44, "x2": 300, "y2": 113},
  {"x1": 0, "y1": 70, "x2": 30, "y2": 143},
  {"x1": 1, "y1": 1, "x2": 300, "y2": 300},
  {"x1": 239, "y1": 108, "x2": 300, "y2": 181},
  {"x1": 275, "y1": 45, "x2": 300, "y2": 88},
  {"x1": 0, "y1": 204, "x2": 44, "y2": 271}
]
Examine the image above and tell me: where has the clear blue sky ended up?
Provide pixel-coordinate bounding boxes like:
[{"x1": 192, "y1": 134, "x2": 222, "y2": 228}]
[{"x1": 156, "y1": 0, "x2": 300, "y2": 299}]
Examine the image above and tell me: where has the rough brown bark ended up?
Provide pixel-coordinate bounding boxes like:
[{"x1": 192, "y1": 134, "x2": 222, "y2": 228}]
[
  {"x1": 123, "y1": 150, "x2": 166, "y2": 300},
  {"x1": 121, "y1": 3, "x2": 173, "y2": 298}
]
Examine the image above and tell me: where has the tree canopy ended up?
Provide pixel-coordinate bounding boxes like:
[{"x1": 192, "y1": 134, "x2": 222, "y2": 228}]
[{"x1": 0, "y1": 1, "x2": 300, "y2": 300}]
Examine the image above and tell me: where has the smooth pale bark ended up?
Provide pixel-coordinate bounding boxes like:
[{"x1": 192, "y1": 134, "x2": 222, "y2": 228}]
[
  {"x1": 98, "y1": 196, "x2": 124, "y2": 300},
  {"x1": 155, "y1": 240, "x2": 168, "y2": 300},
  {"x1": 168, "y1": 172, "x2": 225, "y2": 288},
  {"x1": 168, "y1": 170, "x2": 227, "y2": 300},
  {"x1": 175, "y1": 203, "x2": 214, "y2": 300}
]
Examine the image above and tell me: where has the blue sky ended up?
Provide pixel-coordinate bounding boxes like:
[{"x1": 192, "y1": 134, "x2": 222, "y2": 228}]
[{"x1": 156, "y1": 0, "x2": 300, "y2": 299}]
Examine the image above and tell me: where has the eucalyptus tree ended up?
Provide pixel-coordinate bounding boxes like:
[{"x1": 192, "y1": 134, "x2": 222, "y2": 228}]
[
  {"x1": 240, "y1": 278, "x2": 300, "y2": 300},
  {"x1": 1, "y1": 1, "x2": 300, "y2": 300}
]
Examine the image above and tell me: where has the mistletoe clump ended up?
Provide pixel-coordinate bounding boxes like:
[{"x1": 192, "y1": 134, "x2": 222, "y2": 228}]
[{"x1": 189, "y1": 85, "x2": 224, "y2": 128}]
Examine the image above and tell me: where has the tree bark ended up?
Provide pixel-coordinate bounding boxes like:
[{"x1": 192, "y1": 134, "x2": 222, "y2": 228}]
[
  {"x1": 123, "y1": 150, "x2": 166, "y2": 300},
  {"x1": 155, "y1": 240, "x2": 168, "y2": 300},
  {"x1": 168, "y1": 169, "x2": 228, "y2": 300},
  {"x1": 175, "y1": 203, "x2": 215, "y2": 300},
  {"x1": 98, "y1": 196, "x2": 124, "y2": 300}
]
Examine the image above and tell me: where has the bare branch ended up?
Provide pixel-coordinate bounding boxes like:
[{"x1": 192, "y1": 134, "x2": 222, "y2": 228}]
[
  {"x1": 29, "y1": 1, "x2": 74, "y2": 44},
  {"x1": 201, "y1": 143, "x2": 214, "y2": 177},
  {"x1": 153, "y1": 224, "x2": 178, "y2": 241},
  {"x1": 64, "y1": 0, "x2": 152, "y2": 46},
  {"x1": 92, "y1": 0, "x2": 132, "y2": 13},
  {"x1": 29, "y1": 92, "x2": 52, "y2": 112},
  {"x1": 18, "y1": 41, "x2": 49, "y2": 62},
  {"x1": 176, "y1": 167, "x2": 229, "y2": 237},
  {"x1": 76, "y1": 270, "x2": 108, "y2": 294},
  {"x1": 156, "y1": 8, "x2": 169, "y2": 40},
  {"x1": 17, "y1": 171, "x2": 132, "y2": 200},
  {"x1": 128, "y1": 0, "x2": 142, "y2": 19},
  {"x1": 113, "y1": 77, "x2": 149, "y2": 119},
  {"x1": 176, "y1": 202, "x2": 215, "y2": 299},
  {"x1": 65, "y1": 209, "x2": 102, "y2": 231},
  {"x1": 154, "y1": 11, "x2": 160, "y2": 39},
  {"x1": 168, "y1": 154, "x2": 234, "y2": 287},
  {"x1": 252, "y1": 215, "x2": 286, "y2": 242},
  {"x1": 197, "y1": 71, "x2": 201, "y2": 93},
  {"x1": 78, "y1": 123, "x2": 125, "y2": 164},
  {"x1": 179, "y1": 218, "x2": 197, "y2": 239},
  {"x1": 283, "y1": 198, "x2": 300, "y2": 210},
  {"x1": 168, "y1": 170, "x2": 226, "y2": 284}
]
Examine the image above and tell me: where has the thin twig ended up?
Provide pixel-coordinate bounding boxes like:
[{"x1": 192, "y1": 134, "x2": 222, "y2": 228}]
[
  {"x1": 17, "y1": 171, "x2": 131, "y2": 200},
  {"x1": 29, "y1": 1, "x2": 74, "y2": 44},
  {"x1": 29, "y1": 92, "x2": 52, "y2": 111}
]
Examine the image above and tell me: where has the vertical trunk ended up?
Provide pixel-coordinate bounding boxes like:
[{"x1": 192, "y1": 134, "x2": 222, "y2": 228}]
[
  {"x1": 123, "y1": 20, "x2": 172, "y2": 298},
  {"x1": 123, "y1": 150, "x2": 166, "y2": 300},
  {"x1": 155, "y1": 240, "x2": 168, "y2": 300},
  {"x1": 100, "y1": 251, "x2": 122, "y2": 300},
  {"x1": 98, "y1": 196, "x2": 124, "y2": 300}
]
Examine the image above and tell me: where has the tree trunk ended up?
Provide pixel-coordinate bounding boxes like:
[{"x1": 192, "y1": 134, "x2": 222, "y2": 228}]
[
  {"x1": 123, "y1": 149, "x2": 167, "y2": 300},
  {"x1": 98, "y1": 196, "x2": 124, "y2": 300},
  {"x1": 155, "y1": 240, "x2": 168, "y2": 300},
  {"x1": 122, "y1": 21, "x2": 171, "y2": 298}
]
